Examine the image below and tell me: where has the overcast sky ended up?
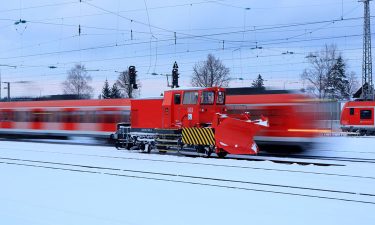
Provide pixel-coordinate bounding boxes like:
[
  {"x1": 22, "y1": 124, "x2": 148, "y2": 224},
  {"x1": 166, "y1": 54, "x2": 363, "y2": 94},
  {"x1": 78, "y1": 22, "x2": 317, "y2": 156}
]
[{"x1": 0, "y1": 0, "x2": 371, "y2": 98}]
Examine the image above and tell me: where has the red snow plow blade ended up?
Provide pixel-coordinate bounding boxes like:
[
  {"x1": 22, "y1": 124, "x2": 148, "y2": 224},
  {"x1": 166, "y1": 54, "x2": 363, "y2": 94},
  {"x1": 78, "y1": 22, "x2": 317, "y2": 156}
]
[{"x1": 213, "y1": 114, "x2": 268, "y2": 155}]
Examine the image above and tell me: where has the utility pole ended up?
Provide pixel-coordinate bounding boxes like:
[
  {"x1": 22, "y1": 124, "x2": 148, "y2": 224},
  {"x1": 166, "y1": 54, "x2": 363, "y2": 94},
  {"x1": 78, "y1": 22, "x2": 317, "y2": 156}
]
[
  {"x1": 360, "y1": 0, "x2": 374, "y2": 100},
  {"x1": 2, "y1": 82, "x2": 10, "y2": 101},
  {"x1": 0, "y1": 65, "x2": 17, "y2": 101}
]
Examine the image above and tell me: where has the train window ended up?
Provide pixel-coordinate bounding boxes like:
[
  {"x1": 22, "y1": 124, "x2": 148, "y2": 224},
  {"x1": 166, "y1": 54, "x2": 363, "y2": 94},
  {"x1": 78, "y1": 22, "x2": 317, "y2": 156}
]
[
  {"x1": 62, "y1": 111, "x2": 75, "y2": 123},
  {"x1": 360, "y1": 110, "x2": 372, "y2": 120},
  {"x1": 42, "y1": 112, "x2": 49, "y2": 122},
  {"x1": 55, "y1": 111, "x2": 62, "y2": 122},
  {"x1": 120, "y1": 111, "x2": 130, "y2": 123},
  {"x1": 100, "y1": 111, "x2": 116, "y2": 123},
  {"x1": 32, "y1": 112, "x2": 42, "y2": 122},
  {"x1": 217, "y1": 91, "x2": 225, "y2": 105},
  {"x1": 349, "y1": 108, "x2": 354, "y2": 115},
  {"x1": 24, "y1": 111, "x2": 31, "y2": 122},
  {"x1": 74, "y1": 111, "x2": 85, "y2": 123},
  {"x1": 182, "y1": 91, "x2": 198, "y2": 104},
  {"x1": 70, "y1": 111, "x2": 81, "y2": 123},
  {"x1": 1, "y1": 111, "x2": 14, "y2": 121},
  {"x1": 14, "y1": 111, "x2": 21, "y2": 122},
  {"x1": 87, "y1": 111, "x2": 97, "y2": 123},
  {"x1": 174, "y1": 94, "x2": 181, "y2": 105},
  {"x1": 0, "y1": 112, "x2": 6, "y2": 121},
  {"x1": 201, "y1": 91, "x2": 214, "y2": 105}
]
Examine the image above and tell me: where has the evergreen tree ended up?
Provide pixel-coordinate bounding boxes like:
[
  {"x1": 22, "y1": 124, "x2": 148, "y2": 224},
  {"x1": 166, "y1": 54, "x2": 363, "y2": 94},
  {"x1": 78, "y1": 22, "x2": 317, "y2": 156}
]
[
  {"x1": 252, "y1": 74, "x2": 265, "y2": 89},
  {"x1": 110, "y1": 83, "x2": 122, "y2": 98},
  {"x1": 101, "y1": 79, "x2": 111, "y2": 99},
  {"x1": 327, "y1": 56, "x2": 349, "y2": 100}
]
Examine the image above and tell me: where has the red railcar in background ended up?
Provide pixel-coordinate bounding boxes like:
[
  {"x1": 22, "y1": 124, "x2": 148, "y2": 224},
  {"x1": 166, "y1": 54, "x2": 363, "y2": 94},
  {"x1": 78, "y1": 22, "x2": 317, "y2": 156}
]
[
  {"x1": 340, "y1": 101, "x2": 375, "y2": 135},
  {"x1": 0, "y1": 99, "x2": 131, "y2": 138},
  {"x1": 226, "y1": 88, "x2": 320, "y2": 150}
]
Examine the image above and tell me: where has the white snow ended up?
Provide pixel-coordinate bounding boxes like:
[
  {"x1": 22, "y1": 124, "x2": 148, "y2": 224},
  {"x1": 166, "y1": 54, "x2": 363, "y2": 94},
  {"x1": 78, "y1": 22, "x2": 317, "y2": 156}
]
[
  {"x1": 251, "y1": 142, "x2": 258, "y2": 152},
  {"x1": 254, "y1": 119, "x2": 269, "y2": 127},
  {"x1": 301, "y1": 136, "x2": 375, "y2": 159},
  {"x1": 219, "y1": 141, "x2": 228, "y2": 146},
  {"x1": 0, "y1": 137, "x2": 375, "y2": 225}
]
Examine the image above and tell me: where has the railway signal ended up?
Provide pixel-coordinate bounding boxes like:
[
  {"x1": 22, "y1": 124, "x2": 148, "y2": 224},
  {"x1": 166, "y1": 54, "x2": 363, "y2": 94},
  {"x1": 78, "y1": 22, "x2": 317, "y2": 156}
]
[
  {"x1": 172, "y1": 61, "x2": 179, "y2": 88},
  {"x1": 128, "y1": 66, "x2": 138, "y2": 89}
]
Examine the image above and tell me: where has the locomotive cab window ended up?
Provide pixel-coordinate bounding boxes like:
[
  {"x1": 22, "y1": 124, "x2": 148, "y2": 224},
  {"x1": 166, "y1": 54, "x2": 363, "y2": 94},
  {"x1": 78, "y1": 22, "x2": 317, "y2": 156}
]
[
  {"x1": 349, "y1": 108, "x2": 354, "y2": 115},
  {"x1": 360, "y1": 110, "x2": 372, "y2": 120},
  {"x1": 217, "y1": 91, "x2": 225, "y2": 105},
  {"x1": 182, "y1": 91, "x2": 198, "y2": 104},
  {"x1": 174, "y1": 94, "x2": 181, "y2": 104},
  {"x1": 200, "y1": 91, "x2": 214, "y2": 105}
]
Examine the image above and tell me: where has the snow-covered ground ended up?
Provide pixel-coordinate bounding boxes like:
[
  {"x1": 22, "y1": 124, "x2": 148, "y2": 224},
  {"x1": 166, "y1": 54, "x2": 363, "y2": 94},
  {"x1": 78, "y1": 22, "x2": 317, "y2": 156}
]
[
  {"x1": 1, "y1": 137, "x2": 374, "y2": 225},
  {"x1": 305, "y1": 136, "x2": 375, "y2": 159}
]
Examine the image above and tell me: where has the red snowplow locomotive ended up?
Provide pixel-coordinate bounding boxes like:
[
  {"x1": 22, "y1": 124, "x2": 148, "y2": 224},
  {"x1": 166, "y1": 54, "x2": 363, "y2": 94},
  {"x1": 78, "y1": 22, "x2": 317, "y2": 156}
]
[{"x1": 112, "y1": 87, "x2": 268, "y2": 157}]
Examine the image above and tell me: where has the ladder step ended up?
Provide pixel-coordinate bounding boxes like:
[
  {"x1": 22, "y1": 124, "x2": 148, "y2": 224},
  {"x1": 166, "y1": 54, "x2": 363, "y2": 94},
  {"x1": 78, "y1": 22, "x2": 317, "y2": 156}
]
[
  {"x1": 156, "y1": 144, "x2": 179, "y2": 147},
  {"x1": 156, "y1": 139, "x2": 178, "y2": 142}
]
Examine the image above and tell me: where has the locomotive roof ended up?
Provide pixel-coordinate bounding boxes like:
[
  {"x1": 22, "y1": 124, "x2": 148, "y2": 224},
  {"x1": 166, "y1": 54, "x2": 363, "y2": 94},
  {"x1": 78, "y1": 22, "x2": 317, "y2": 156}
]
[
  {"x1": 133, "y1": 97, "x2": 163, "y2": 100},
  {"x1": 226, "y1": 87, "x2": 292, "y2": 95},
  {"x1": 345, "y1": 100, "x2": 375, "y2": 107},
  {"x1": 163, "y1": 86, "x2": 213, "y2": 92}
]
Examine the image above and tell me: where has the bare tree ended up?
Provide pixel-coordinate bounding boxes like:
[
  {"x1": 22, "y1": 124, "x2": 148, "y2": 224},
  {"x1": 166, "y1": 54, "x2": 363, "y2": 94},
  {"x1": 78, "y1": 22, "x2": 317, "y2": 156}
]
[
  {"x1": 62, "y1": 64, "x2": 94, "y2": 99},
  {"x1": 191, "y1": 54, "x2": 230, "y2": 87},
  {"x1": 301, "y1": 44, "x2": 339, "y2": 99},
  {"x1": 347, "y1": 71, "x2": 360, "y2": 98},
  {"x1": 116, "y1": 70, "x2": 141, "y2": 98},
  {"x1": 302, "y1": 44, "x2": 357, "y2": 100}
]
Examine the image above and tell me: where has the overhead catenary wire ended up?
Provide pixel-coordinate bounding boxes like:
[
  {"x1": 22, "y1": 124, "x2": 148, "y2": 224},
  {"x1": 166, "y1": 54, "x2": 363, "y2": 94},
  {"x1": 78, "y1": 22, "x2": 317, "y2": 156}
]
[
  {"x1": 0, "y1": 0, "x2": 367, "y2": 97},
  {"x1": 0, "y1": 31, "x2": 367, "y2": 61}
]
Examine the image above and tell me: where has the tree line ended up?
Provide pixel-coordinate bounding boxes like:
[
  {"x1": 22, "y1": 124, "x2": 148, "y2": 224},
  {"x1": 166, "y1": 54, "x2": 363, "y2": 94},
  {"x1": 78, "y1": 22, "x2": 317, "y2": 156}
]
[
  {"x1": 62, "y1": 44, "x2": 359, "y2": 101},
  {"x1": 62, "y1": 65, "x2": 140, "y2": 99},
  {"x1": 301, "y1": 44, "x2": 359, "y2": 100}
]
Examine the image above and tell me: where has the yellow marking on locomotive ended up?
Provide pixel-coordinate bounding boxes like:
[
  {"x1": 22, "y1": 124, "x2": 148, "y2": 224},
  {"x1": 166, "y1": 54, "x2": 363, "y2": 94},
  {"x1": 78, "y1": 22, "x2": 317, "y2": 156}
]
[{"x1": 182, "y1": 127, "x2": 215, "y2": 145}]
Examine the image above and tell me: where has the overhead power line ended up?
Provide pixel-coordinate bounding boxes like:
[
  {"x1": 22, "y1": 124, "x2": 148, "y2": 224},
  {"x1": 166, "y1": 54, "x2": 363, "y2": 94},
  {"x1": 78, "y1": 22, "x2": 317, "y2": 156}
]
[{"x1": 0, "y1": 30, "x2": 367, "y2": 61}]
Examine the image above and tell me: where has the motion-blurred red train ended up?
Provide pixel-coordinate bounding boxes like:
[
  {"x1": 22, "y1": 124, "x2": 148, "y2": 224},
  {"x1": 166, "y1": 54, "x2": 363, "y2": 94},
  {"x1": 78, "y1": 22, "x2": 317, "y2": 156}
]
[
  {"x1": 340, "y1": 101, "x2": 375, "y2": 135},
  {"x1": 0, "y1": 87, "x2": 321, "y2": 152},
  {"x1": 226, "y1": 88, "x2": 320, "y2": 150},
  {"x1": 0, "y1": 99, "x2": 131, "y2": 138}
]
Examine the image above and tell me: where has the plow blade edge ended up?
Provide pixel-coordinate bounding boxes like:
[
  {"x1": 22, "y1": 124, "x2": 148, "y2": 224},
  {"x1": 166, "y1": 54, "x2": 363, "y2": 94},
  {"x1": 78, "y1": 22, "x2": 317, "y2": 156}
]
[{"x1": 214, "y1": 114, "x2": 268, "y2": 155}]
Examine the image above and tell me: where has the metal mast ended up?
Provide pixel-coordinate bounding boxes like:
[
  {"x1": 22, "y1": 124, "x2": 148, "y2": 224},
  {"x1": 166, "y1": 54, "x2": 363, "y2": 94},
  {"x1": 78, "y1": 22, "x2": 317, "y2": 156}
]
[{"x1": 360, "y1": 0, "x2": 374, "y2": 100}]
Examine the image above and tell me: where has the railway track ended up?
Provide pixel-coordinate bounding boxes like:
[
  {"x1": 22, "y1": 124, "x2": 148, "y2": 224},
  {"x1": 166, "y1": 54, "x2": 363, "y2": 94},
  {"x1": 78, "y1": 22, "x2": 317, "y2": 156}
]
[
  {"x1": 256, "y1": 153, "x2": 375, "y2": 164},
  {"x1": 3, "y1": 138, "x2": 375, "y2": 165},
  {"x1": 2, "y1": 145, "x2": 375, "y2": 183},
  {"x1": 1, "y1": 156, "x2": 374, "y2": 205},
  {"x1": 5, "y1": 142, "x2": 375, "y2": 185}
]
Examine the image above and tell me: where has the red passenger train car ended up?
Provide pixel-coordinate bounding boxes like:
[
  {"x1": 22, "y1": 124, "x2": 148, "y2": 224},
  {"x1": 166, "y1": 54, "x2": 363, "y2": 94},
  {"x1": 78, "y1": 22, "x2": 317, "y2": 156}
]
[
  {"x1": 340, "y1": 101, "x2": 375, "y2": 135},
  {"x1": 0, "y1": 99, "x2": 131, "y2": 138},
  {"x1": 226, "y1": 88, "x2": 320, "y2": 150}
]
